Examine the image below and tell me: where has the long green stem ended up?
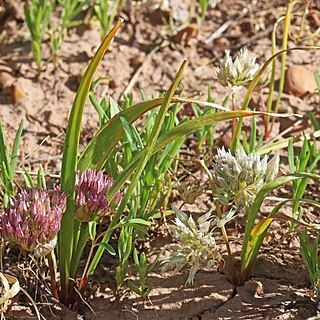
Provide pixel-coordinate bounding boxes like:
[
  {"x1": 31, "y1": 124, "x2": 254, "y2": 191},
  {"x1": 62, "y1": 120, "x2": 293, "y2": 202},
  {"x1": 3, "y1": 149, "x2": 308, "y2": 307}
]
[
  {"x1": 231, "y1": 90, "x2": 236, "y2": 138},
  {"x1": 69, "y1": 223, "x2": 89, "y2": 280},
  {"x1": 199, "y1": 159, "x2": 232, "y2": 256},
  {"x1": 296, "y1": 1, "x2": 309, "y2": 43},
  {"x1": 272, "y1": 0, "x2": 295, "y2": 115},
  {"x1": 265, "y1": 16, "x2": 285, "y2": 136}
]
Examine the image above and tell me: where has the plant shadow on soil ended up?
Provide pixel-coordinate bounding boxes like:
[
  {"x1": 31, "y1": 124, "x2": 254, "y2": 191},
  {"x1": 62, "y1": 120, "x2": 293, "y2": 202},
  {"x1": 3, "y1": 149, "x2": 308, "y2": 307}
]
[{"x1": 11, "y1": 246, "x2": 317, "y2": 320}]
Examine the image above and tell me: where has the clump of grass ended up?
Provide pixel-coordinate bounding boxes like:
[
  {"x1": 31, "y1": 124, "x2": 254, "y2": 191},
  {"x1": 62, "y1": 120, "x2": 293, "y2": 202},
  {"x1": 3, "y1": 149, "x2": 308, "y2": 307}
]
[
  {"x1": 299, "y1": 231, "x2": 320, "y2": 309},
  {"x1": 93, "y1": 0, "x2": 119, "y2": 40},
  {"x1": 50, "y1": 0, "x2": 89, "y2": 66},
  {"x1": 24, "y1": 0, "x2": 54, "y2": 67}
]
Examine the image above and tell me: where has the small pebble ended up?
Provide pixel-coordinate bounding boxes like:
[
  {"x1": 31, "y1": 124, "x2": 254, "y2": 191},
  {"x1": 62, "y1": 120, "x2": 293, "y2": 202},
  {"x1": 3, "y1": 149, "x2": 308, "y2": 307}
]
[
  {"x1": 284, "y1": 65, "x2": 318, "y2": 98},
  {"x1": 173, "y1": 24, "x2": 198, "y2": 44},
  {"x1": 109, "y1": 79, "x2": 120, "y2": 89}
]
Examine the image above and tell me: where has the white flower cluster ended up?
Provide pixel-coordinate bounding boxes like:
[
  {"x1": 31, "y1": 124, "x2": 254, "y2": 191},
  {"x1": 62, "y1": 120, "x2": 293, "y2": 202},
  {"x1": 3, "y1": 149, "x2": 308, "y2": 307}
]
[
  {"x1": 161, "y1": 207, "x2": 234, "y2": 284},
  {"x1": 217, "y1": 48, "x2": 261, "y2": 88},
  {"x1": 211, "y1": 148, "x2": 279, "y2": 207}
]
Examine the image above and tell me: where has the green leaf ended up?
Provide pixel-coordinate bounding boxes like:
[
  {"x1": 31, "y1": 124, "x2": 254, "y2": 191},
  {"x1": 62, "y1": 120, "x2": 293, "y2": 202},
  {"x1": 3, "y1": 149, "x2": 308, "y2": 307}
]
[
  {"x1": 88, "y1": 221, "x2": 97, "y2": 241},
  {"x1": 119, "y1": 116, "x2": 144, "y2": 152},
  {"x1": 58, "y1": 18, "x2": 123, "y2": 304},
  {"x1": 127, "y1": 281, "x2": 142, "y2": 295},
  {"x1": 240, "y1": 173, "x2": 320, "y2": 282},
  {"x1": 249, "y1": 116, "x2": 257, "y2": 152},
  {"x1": 133, "y1": 248, "x2": 140, "y2": 268},
  {"x1": 89, "y1": 93, "x2": 108, "y2": 125},
  {"x1": 22, "y1": 168, "x2": 35, "y2": 189},
  {"x1": 259, "y1": 130, "x2": 320, "y2": 155},
  {"x1": 10, "y1": 120, "x2": 23, "y2": 179},
  {"x1": 37, "y1": 165, "x2": 46, "y2": 189},
  {"x1": 124, "y1": 218, "x2": 152, "y2": 226},
  {"x1": 98, "y1": 242, "x2": 116, "y2": 256}
]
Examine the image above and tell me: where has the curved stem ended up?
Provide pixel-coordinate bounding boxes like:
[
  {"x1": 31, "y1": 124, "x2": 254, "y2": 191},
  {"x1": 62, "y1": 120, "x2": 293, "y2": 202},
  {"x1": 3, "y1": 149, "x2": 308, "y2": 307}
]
[
  {"x1": 231, "y1": 90, "x2": 236, "y2": 139},
  {"x1": 78, "y1": 241, "x2": 95, "y2": 292}
]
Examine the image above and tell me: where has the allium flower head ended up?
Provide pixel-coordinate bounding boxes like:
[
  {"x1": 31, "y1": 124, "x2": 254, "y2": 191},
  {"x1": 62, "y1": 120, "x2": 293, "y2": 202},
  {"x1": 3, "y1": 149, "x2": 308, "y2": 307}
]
[
  {"x1": 75, "y1": 169, "x2": 122, "y2": 222},
  {"x1": 0, "y1": 187, "x2": 67, "y2": 252},
  {"x1": 211, "y1": 148, "x2": 279, "y2": 207},
  {"x1": 217, "y1": 48, "x2": 261, "y2": 88},
  {"x1": 161, "y1": 208, "x2": 222, "y2": 284}
]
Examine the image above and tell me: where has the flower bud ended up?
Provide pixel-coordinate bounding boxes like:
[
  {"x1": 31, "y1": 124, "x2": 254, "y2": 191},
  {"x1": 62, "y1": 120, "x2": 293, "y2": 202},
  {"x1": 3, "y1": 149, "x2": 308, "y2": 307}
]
[
  {"x1": 211, "y1": 148, "x2": 279, "y2": 207},
  {"x1": 74, "y1": 169, "x2": 122, "y2": 222}
]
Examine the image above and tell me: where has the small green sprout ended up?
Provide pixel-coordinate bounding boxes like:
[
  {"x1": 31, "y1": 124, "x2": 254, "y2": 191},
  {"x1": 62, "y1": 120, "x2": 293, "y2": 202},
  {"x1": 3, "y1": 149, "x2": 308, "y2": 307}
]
[
  {"x1": 94, "y1": 0, "x2": 119, "y2": 40},
  {"x1": 50, "y1": 0, "x2": 89, "y2": 65},
  {"x1": 24, "y1": 0, "x2": 54, "y2": 67},
  {"x1": 299, "y1": 231, "x2": 320, "y2": 300}
]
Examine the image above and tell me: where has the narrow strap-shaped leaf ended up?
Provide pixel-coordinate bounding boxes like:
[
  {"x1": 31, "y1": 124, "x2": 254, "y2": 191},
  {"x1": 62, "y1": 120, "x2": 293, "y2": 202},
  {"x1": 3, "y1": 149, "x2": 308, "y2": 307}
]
[
  {"x1": 10, "y1": 120, "x2": 23, "y2": 179},
  {"x1": 58, "y1": 18, "x2": 123, "y2": 304},
  {"x1": 259, "y1": 129, "x2": 320, "y2": 155},
  {"x1": 78, "y1": 98, "x2": 176, "y2": 170},
  {"x1": 240, "y1": 173, "x2": 320, "y2": 278}
]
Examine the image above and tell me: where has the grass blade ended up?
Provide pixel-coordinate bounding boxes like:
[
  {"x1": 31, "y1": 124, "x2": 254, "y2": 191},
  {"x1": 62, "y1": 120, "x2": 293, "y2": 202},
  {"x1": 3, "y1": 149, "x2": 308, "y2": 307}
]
[{"x1": 58, "y1": 18, "x2": 123, "y2": 304}]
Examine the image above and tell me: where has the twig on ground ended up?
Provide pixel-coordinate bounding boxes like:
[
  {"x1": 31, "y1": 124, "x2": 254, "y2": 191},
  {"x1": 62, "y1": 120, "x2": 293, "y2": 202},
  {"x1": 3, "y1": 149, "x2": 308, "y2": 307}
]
[
  {"x1": 205, "y1": 21, "x2": 232, "y2": 44},
  {"x1": 121, "y1": 40, "x2": 169, "y2": 97}
]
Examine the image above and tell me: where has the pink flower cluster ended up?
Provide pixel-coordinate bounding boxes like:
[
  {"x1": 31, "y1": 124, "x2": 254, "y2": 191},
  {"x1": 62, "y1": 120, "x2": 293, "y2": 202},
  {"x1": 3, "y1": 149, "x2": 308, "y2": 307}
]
[
  {"x1": 0, "y1": 187, "x2": 67, "y2": 252},
  {"x1": 75, "y1": 169, "x2": 122, "y2": 222}
]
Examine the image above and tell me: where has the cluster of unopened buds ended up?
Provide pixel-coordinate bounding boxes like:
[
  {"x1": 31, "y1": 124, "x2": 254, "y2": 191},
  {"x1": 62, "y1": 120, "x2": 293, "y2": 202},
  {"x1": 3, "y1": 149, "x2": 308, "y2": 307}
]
[
  {"x1": 74, "y1": 169, "x2": 122, "y2": 222},
  {"x1": 211, "y1": 148, "x2": 279, "y2": 208},
  {"x1": 0, "y1": 169, "x2": 122, "y2": 254},
  {"x1": 0, "y1": 187, "x2": 67, "y2": 253},
  {"x1": 217, "y1": 48, "x2": 269, "y2": 89}
]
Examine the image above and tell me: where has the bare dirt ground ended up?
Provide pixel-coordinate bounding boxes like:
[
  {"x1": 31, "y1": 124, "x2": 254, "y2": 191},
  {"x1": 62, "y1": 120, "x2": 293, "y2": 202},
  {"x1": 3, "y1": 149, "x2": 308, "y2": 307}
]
[{"x1": 1, "y1": 0, "x2": 320, "y2": 319}]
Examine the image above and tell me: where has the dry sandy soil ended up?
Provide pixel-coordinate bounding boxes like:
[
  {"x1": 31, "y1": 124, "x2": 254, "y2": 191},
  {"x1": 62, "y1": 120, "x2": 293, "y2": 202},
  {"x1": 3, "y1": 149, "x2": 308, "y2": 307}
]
[{"x1": 0, "y1": 0, "x2": 320, "y2": 319}]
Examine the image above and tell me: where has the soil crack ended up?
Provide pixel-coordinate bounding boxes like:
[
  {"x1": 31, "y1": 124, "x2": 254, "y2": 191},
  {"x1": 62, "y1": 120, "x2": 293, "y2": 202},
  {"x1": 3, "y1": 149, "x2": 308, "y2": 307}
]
[{"x1": 192, "y1": 287, "x2": 238, "y2": 320}]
